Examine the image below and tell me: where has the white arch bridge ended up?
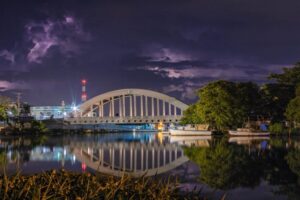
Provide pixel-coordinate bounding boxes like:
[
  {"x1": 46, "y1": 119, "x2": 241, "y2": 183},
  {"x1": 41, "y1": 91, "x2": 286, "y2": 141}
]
[{"x1": 66, "y1": 88, "x2": 188, "y2": 125}]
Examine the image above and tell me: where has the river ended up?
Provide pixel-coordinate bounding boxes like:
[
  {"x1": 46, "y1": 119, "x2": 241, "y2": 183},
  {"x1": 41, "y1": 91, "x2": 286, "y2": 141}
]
[{"x1": 0, "y1": 132, "x2": 299, "y2": 200}]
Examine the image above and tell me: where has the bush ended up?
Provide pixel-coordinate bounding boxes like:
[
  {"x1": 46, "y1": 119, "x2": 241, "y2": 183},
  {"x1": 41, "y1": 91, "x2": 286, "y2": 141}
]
[
  {"x1": 291, "y1": 128, "x2": 300, "y2": 134},
  {"x1": 269, "y1": 123, "x2": 285, "y2": 134}
]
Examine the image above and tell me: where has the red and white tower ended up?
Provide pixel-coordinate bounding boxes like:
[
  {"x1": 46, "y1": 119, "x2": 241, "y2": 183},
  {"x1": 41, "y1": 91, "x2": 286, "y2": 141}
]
[{"x1": 81, "y1": 79, "x2": 87, "y2": 102}]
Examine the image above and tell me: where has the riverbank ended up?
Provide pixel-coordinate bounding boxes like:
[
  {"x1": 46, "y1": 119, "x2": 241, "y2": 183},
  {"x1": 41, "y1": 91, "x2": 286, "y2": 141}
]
[{"x1": 0, "y1": 169, "x2": 203, "y2": 200}]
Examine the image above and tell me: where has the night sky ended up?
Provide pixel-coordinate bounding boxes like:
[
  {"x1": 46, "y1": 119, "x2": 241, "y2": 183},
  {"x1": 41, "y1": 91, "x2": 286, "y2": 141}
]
[{"x1": 1, "y1": 0, "x2": 300, "y2": 105}]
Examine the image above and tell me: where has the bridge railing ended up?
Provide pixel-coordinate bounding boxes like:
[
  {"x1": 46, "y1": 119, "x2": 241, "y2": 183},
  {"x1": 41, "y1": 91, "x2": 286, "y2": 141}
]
[{"x1": 65, "y1": 115, "x2": 183, "y2": 124}]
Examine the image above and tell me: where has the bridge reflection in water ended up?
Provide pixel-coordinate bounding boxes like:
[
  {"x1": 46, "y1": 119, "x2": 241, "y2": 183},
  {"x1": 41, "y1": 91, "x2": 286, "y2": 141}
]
[
  {"x1": 70, "y1": 141, "x2": 188, "y2": 177},
  {"x1": 1, "y1": 133, "x2": 216, "y2": 176}
]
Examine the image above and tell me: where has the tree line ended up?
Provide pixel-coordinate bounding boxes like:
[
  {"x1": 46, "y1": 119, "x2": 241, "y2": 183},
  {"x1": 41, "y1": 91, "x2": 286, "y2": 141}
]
[{"x1": 181, "y1": 62, "x2": 300, "y2": 132}]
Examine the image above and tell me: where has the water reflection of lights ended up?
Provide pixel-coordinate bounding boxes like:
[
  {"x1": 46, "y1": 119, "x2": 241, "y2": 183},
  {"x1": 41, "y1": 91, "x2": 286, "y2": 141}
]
[
  {"x1": 157, "y1": 132, "x2": 163, "y2": 144},
  {"x1": 27, "y1": 146, "x2": 76, "y2": 164}
]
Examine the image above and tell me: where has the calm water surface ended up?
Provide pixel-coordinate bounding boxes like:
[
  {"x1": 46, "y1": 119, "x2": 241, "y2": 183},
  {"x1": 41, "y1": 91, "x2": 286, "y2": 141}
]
[{"x1": 0, "y1": 132, "x2": 299, "y2": 200}]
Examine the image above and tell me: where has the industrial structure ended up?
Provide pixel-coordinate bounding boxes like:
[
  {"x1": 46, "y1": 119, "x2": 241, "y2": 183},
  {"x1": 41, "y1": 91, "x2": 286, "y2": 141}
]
[
  {"x1": 30, "y1": 105, "x2": 73, "y2": 120},
  {"x1": 81, "y1": 79, "x2": 87, "y2": 102}
]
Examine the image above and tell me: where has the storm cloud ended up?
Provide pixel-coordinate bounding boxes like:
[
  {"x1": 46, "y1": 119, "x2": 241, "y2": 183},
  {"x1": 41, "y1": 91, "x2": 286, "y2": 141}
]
[{"x1": 0, "y1": 0, "x2": 299, "y2": 105}]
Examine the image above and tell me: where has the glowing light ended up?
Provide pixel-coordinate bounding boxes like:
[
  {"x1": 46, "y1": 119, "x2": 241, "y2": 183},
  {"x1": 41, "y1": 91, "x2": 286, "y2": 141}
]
[
  {"x1": 81, "y1": 163, "x2": 87, "y2": 171},
  {"x1": 81, "y1": 79, "x2": 87, "y2": 85},
  {"x1": 72, "y1": 105, "x2": 78, "y2": 111}
]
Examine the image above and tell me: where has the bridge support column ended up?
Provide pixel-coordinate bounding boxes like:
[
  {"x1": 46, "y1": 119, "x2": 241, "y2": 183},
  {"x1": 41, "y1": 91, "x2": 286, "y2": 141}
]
[
  {"x1": 87, "y1": 105, "x2": 93, "y2": 117},
  {"x1": 174, "y1": 107, "x2": 177, "y2": 116},
  {"x1": 101, "y1": 101, "x2": 104, "y2": 117},
  {"x1": 151, "y1": 97, "x2": 154, "y2": 117},
  {"x1": 112, "y1": 98, "x2": 115, "y2": 117},
  {"x1": 109, "y1": 98, "x2": 112, "y2": 117},
  {"x1": 122, "y1": 95, "x2": 126, "y2": 117},
  {"x1": 145, "y1": 97, "x2": 148, "y2": 117},
  {"x1": 119, "y1": 97, "x2": 122, "y2": 117},
  {"x1": 133, "y1": 95, "x2": 137, "y2": 117},
  {"x1": 140, "y1": 95, "x2": 143, "y2": 117},
  {"x1": 129, "y1": 95, "x2": 133, "y2": 117},
  {"x1": 162, "y1": 101, "x2": 165, "y2": 116},
  {"x1": 169, "y1": 103, "x2": 171, "y2": 116},
  {"x1": 98, "y1": 103, "x2": 101, "y2": 117},
  {"x1": 156, "y1": 98, "x2": 160, "y2": 116}
]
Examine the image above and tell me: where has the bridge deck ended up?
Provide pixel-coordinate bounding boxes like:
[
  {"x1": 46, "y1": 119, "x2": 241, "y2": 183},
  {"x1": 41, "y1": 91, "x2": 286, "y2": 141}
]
[{"x1": 65, "y1": 115, "x2": 182, "y2": 124}]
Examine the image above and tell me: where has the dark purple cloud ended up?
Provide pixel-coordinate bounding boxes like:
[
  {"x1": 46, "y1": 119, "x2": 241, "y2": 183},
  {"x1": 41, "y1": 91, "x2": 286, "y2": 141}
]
[
  {"x1": 0, "y1": 0, "x2": 300, "y2": 104},
  {"x1": 0, "y1": 50, "x2": 15, "y2": 64},
  {"x1": 26, "y1": 15, "x2": 90, "y2": 63},
  {"x1": 0, "y1": 80, "x2": 29, "y2": 92}
]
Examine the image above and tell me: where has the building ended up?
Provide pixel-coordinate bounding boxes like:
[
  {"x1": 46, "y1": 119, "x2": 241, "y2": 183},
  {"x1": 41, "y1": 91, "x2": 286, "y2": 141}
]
[{"x1": 30, "y1": 105, "x2": 73, "y2": 120}]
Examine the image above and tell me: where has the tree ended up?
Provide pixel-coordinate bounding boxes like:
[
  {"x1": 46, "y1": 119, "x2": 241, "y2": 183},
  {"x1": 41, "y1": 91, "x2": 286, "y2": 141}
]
[
  {"x1": 235, "y1": 82, "x2": 262, "y2": 120},
  {"x1": 267, "y1": 63, "x2": 300, "y2": 122},
  {"x1": 269, "y1": 62, "x2": 300, "y2": 86},
  {"x1": 261, "y1": 84, "x2": 295, "y2": 122},
  {"x1": 285, "y1": 86, "x2": 300, "y2": 127},
  {"x1": 0, "y1": 96, "x2": 11, "y2": 122},
  {"x1": 183, "y1": 80, "x2": 262, "y2": 131},
  {"x1": 31, "y1": 121, "x2": 47, "y2": 133},
  {"x1": 180, "y1": 104, "x2": 203, "y2": 125},
  {"x1": 196, "y1": 81, "x2": 238, "y2": 131}
]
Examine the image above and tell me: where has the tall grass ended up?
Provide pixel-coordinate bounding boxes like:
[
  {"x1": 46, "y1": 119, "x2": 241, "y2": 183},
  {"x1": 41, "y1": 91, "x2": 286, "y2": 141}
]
[{"x1": 0, "y1": 169, "x2": 206, "y2": 200}]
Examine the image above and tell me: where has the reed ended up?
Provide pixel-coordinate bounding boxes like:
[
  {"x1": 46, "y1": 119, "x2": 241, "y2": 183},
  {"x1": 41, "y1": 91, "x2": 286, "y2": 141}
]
[{"x1": 0, "y1": 170, "x2": 205, "y2": 200}]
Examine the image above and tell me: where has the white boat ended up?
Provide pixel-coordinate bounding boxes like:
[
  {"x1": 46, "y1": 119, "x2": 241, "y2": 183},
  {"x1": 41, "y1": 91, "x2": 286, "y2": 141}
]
[
  {"x1": 229, "y1": 128, "x2": 270, "y2": 136},
  {"x1": 228, "y1": 136, "x2": 270, "y2": 144},
  {"x1": 169, "y1": 135, "x2": 212, "y2": 147},
  {"x1": 169, "y1": 124, "x2": 212, "y2": 136}
]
